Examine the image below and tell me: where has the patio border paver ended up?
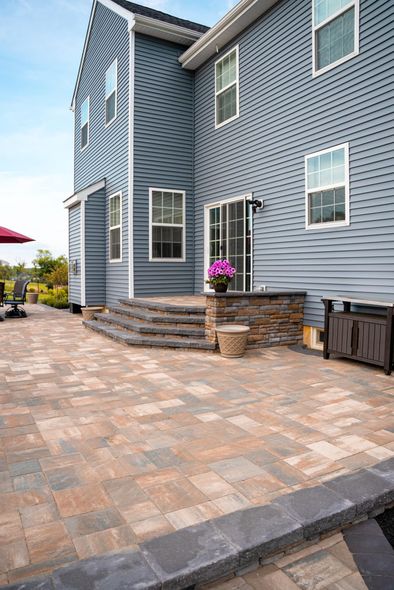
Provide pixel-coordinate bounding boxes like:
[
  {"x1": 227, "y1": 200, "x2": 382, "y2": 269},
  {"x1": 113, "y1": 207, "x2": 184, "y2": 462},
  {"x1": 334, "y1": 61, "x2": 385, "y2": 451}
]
[{"x1": 3, "y1": 458, "x2": 393, "y2": 590}]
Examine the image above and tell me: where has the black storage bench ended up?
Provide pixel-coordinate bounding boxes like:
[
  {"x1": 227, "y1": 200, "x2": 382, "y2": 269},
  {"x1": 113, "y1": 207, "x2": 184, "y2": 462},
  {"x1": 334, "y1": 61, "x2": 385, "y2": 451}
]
[{"x1": 322, "y1": 294, "x2": 394, "y2": 375}]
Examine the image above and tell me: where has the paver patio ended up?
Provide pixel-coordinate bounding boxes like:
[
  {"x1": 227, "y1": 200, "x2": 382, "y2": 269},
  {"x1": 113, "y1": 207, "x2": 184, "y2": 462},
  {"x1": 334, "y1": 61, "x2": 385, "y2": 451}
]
[{"x1": 0, "y1": 304, "x2": 393, "y2": 585}]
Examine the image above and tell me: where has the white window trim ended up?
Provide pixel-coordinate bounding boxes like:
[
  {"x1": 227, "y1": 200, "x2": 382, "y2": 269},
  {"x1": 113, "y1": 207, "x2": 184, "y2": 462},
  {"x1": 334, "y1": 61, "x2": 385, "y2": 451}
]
[
  {"x1": 203, "y1": 193, "x2": 253, "y2": 292},
  {"x1": 109, "y1": 191, "x2": 122, "y2": 263},
  {"x1": 215, "y1": 45, "x2": 240, "y2": 129},
  {"x1": 105, "y1": 58, "x2": 118, "y2": 127},
  {"x1": 312, "y1": 0, "x2": 360, "y2": 77},
  {"x1": 149, "y1": 188, "x2": 186, "y2": 263},
  {"x1": 80, "y1": 96, "x2": 90, "y2": 152},
  {"x1": 305, "y1": 142, "x2": 350, "y2": 230}
]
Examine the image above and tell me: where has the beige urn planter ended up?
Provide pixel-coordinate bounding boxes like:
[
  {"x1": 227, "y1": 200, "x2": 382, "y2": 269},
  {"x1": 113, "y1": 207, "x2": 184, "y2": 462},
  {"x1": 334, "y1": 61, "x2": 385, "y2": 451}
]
[
  {"x1": 81, "y1": 306, "x2": 104, "y2": 321},
  {"x1": 216, "y1": 325, "x2": 250, "y2": 358},
  {"x1": 26, "y1": 292, "x2": 39, "y2": 304}
]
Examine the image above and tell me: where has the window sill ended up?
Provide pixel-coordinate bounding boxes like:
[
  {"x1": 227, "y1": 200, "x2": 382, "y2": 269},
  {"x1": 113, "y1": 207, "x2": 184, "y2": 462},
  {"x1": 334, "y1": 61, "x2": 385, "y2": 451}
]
[
  {"x1": 215, "y1": 113, "x2": 239, "y2": 130},
  {"x1": 105, "y1": 116, "x2": 117, "y2": 128},
  {"x1": 109, "y1": 258, "x2": 122, "y2": 263},
  {"x1": 149, "y1": 258, "x2": 186, "y2": 263},
  {"x1": 312, "y1": 50, "x2": 359, "y2": 78},
  {"x1": 305, "y1": 220, "x2": 350, "y2": 230}
]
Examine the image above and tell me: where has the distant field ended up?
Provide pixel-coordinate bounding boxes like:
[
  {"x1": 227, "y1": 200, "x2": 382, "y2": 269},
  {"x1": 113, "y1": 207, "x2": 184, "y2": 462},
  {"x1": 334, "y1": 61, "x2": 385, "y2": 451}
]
[{"x1": 3, "y1": 280, "x2": 48, "y2": 293}]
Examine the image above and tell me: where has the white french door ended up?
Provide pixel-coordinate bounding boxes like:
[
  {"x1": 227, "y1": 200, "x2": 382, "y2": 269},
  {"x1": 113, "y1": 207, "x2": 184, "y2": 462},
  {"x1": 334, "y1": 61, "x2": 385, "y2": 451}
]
[{"x1": 205, "y1": 195, "x2": 252, "y2": 292}]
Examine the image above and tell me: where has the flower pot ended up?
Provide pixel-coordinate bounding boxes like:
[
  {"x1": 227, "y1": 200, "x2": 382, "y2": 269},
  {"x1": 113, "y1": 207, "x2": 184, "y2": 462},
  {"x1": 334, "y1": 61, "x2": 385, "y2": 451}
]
[
  {"x1": 81, "y1": 306, "x2": 104, "y2": 321},
  {"x1": 216, "y1": 325, "x2": 250, "y2": 358},
  {"x1": 26, "y1": 293, "x2": 39, "y2": 304},
  {"x1": 213, "y1": 283, "x2": 228, "y2": 293}
]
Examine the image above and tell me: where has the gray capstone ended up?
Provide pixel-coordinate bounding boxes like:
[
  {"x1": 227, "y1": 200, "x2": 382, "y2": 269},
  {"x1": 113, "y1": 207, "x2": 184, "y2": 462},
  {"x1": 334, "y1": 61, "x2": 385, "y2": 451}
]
[
  {"x1": 274, "y1": 485, "x2": 356, "y2": 538},
  {"x1": 212, "y1": 504, "x2": 303, "y2": 567},
  {"x1": 141, "y1": 521, "x2": 239, "y2": 590},
  {"x1": 368, "y1": 457, "x2": 394, "y2": 486},
  {"x1": 325, "y1": 469, "x2": 394, "y2": 515},
  {"x1": 2, "y1": 580, "x2": 54, "y2": 590},
  {"x1": 52, "y1": 549, "x2": 160, "y2": 590}
]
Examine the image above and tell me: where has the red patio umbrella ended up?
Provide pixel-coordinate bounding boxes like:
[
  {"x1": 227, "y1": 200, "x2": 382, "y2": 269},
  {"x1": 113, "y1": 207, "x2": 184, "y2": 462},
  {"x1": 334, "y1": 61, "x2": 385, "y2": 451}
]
[{"x1": 0, "y1": 226, "x2": 34, "y2": 243}]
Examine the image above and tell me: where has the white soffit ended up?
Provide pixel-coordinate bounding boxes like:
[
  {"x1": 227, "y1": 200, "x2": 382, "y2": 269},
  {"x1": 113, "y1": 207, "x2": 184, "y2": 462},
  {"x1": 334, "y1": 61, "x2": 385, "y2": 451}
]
[{"x1": 179, "y1": 0, "x2": 278, "y2": 70}]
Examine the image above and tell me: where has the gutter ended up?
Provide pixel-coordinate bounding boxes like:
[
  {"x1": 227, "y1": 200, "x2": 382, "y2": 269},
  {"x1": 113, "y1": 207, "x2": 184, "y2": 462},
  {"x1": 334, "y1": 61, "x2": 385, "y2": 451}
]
[{"x1": 179, "y1": 0, "x2": 278, "y2": 70}]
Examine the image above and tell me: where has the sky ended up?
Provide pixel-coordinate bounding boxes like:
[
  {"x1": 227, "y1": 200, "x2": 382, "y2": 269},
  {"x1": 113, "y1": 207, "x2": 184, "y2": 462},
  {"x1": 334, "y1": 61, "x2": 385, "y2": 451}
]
[{"x1": 0, "y1": 0, "x2": 235, "y2": 266}]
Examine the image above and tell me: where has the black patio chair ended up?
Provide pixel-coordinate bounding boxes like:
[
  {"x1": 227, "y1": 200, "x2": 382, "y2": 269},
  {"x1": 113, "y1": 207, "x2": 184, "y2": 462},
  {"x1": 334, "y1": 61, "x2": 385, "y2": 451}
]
[
  {"x1": 4, "y1": 280, "x2": 30, "y2": 318},
  {"x1": 0, "y1": 282, "x2": 4, "y2": 321}
]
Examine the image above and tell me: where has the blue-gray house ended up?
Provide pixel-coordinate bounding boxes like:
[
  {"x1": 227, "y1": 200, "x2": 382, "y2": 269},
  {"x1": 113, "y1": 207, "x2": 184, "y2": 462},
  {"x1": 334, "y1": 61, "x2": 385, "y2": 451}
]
[{"x1": 64, "y1": 0, "x2": 394, "y2": 350}]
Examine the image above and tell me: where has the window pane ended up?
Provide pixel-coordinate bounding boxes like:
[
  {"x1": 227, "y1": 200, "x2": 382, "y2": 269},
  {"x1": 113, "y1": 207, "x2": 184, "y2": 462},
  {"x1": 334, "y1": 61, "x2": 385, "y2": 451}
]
[
  {"x1": 151, "y1": 225, "x2": 183, "y2": 259},
  {"x1": 106, "y1": 92, "x2": 116, "y2": 124},
  {"x1": 106, "y1": 61, "x2": 116, "y2": 97},
  {"x1": 316, "y1": 8, "x2": 355, "y2": 70},
  {"x1": 163, "y1": 192, "x2": 173, "y2": 208},
  {"x1": 152, "y1": 207, "x2": 162, "y2": 223},
  {"x1": 110, "y1": 227, "x2": 121, "y2": 260},
  {"x1": 315, "y1": 0, "x2": 352, "y2": 26},
  {"x1": 81, "y1": 98, "x2": 89, "y2": 126},
  {"x1": 216, "y1": 49, "x2": 237, "y2": 92},
  {"x1": 307, "y1": 147, "x2": 345, "y2": 189},
  {"x1": 152, "y1": 191, "x2": 162, "y2": 208},
  {"x1": 81, "y1": 123, "x2": 88, "y2": 149},
  {"x1": 335, "y1": 201, "x2": 346, "y2": 220},
  {"x1": 216, "y1": 85, "x2": 237, "y2": 125},
  {"x1": 110, "y1": 195, "x2": 120, "y2": 228}
]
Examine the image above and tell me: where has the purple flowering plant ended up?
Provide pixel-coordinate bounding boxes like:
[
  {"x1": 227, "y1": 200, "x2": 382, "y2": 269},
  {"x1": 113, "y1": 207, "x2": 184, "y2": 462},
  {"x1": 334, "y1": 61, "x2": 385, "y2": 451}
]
[{"x1": 206, "y1": 259, "x2": 236, "y2": 286}]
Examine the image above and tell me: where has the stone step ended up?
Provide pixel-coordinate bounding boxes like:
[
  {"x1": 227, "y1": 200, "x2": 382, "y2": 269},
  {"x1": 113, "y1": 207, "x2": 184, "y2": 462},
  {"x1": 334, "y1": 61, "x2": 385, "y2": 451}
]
[
  {"x1": 83, "y1": 320, "x2": 216, "y2": 350},
  {"x1": 94, "y1": 313, "x2": 206, "y2": 339},
  {"x1": 109, "y1": 305, "x2": 205, "y2": 326},
  {"x1": 119, "y1": 298, "x2": 206, "y2": 317}
]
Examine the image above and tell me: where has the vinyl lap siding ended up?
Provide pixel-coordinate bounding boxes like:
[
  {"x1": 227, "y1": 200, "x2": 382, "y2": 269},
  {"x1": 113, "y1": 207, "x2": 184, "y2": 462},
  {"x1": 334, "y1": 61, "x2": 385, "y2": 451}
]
[
  {"x1": 194, "y1": 0, "x2": 394, "y2": 326},
  {"x1": 74, "y1": 2, "x2": 129, "y2": 305},
  {"x1": 68, "y1": 205, "x2": 81, "y2": 305},
  {"x1": 85, "y1": 189, "x2": 106, "y2": 305},
  {"x1": 133, "y1": 34, "x2": 195, "y2": 296}
]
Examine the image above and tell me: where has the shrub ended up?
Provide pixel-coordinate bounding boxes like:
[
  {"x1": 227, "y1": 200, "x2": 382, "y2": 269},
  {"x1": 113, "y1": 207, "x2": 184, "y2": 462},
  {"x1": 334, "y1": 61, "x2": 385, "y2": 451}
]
[{"x1": 39, "y1": 289, "x2": 69, "y2": 309}]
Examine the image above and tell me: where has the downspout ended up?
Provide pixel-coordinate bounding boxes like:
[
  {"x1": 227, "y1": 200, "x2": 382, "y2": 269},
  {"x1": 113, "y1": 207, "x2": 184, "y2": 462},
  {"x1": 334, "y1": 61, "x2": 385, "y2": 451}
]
[{"x1": 128, "y1": 18, "x2": 136, "y2": 299}]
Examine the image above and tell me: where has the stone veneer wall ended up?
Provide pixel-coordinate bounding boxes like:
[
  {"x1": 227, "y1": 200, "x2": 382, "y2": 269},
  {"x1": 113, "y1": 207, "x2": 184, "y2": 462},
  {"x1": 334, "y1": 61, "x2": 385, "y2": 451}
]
[{"x1": 205, "y1": 291, "x2": 306, "y2": 348}]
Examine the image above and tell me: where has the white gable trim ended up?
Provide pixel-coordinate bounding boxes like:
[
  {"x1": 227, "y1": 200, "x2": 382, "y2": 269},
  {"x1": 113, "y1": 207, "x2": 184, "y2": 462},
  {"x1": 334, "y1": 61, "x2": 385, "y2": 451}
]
[
  {"x1": 70, "y1": 0, "x2": 203, "y2": 111},
  {"x1": 70, "y1": 0, "x2": 134, "y2": 112}
]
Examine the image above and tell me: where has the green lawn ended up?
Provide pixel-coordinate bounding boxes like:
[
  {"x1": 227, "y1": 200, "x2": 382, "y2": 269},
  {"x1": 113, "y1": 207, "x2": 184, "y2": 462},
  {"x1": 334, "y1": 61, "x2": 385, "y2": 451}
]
[{"x1": 3, "y1": 280, "x2": 49, "y2": 293}]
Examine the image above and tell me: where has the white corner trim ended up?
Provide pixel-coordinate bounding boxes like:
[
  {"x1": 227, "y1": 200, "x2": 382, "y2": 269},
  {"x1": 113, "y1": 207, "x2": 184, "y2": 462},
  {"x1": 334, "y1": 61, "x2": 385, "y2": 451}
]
[
  {"x1": 80, "y1": 200, "x2": 86, "y2": 307},
  {"x1": 180, "y1": 0, "x2": 278, "y2": 70},
  {"x1": 128, "y1": 29, "x2": 135, "y2": 298},
  {"x1": 64, "y1": 178, "x2": 106, "y2": 209}
]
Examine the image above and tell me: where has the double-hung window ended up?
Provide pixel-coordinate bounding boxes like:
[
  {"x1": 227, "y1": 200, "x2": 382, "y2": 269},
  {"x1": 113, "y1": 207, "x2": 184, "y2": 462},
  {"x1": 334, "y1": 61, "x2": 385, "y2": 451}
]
[
  {"x1": 313, "y1": 0, "x2": 359, "y2": 75},
  {"x1": 215, "y1": 46, "x2": 239, "y2": 128},
  {"x1": 105, "y1": 59, "x2": 117, "y2": 126},
  {"x1": 109, "y1": 193, "x2": 122, "y2": 261},
  {"x1": 150, "y1": 189, "x2": 185, "y2": 261},
  {"x1": 305, "y1": 143, "x2": 349, "y2": 229},
  {"x1": 80, "y1": 97, "x2": 89, "y2": 150}
]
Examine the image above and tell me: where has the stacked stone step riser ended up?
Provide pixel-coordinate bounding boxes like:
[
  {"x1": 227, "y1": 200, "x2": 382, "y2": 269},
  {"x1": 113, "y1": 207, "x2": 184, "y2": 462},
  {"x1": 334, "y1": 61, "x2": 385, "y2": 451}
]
[
  {"x1": 83, "y1": 320, "x2": 216, "y2": 351},
  {"x1": 94, "y1": 313, "x2": 206, "y2": 340},
  {"x1": 108, "y1": 305, "x2": 206, "y2": 330},
  {"x1": 118, "y1": 298, "x2": 206, "y2": 318}
]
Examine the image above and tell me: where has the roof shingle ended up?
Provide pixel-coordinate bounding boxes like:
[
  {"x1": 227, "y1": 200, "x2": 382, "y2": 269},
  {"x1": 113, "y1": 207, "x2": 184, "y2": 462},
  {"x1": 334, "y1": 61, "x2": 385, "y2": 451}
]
[{"x1": 110, "y1": 0, "x2": 210, "y2": 34}]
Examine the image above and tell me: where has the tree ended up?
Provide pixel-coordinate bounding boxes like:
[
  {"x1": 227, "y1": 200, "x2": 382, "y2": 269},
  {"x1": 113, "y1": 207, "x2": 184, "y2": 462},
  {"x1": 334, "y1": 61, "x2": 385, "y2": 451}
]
[
  {"x1": 32, "y1": 249, "x2": 57, "y2": 279},
  {"x1": 46, "y1": 262, "x2": 68, "y2": 289},
  {"x1": 13, "y1": 261, "x2": 27, "y2": 276},
  {"x1": 0, "y1": 263, "x2": 12, "y2": 281}
]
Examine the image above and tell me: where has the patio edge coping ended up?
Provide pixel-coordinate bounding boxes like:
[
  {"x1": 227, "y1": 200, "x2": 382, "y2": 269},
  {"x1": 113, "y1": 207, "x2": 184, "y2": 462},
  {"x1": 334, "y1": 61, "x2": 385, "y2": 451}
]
[{"x1": 3, "y1": 457, "x2": 394, "y2": 590}]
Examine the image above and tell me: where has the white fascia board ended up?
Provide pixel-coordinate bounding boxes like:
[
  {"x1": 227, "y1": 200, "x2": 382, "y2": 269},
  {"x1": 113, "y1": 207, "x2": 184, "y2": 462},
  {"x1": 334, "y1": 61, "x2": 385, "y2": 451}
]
[
  {"x1": 70, "y1": 0, "x2": 134, "y2": 112},
  {"x1": 133, "y1": 15, "x2": 203, "y2": 46},
  {"x1": 64, "y1": 178, "x2": 106, "y2": 209},
  {"x1": 179, "y1": 0, "x2": 278, "y2": 70}
]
